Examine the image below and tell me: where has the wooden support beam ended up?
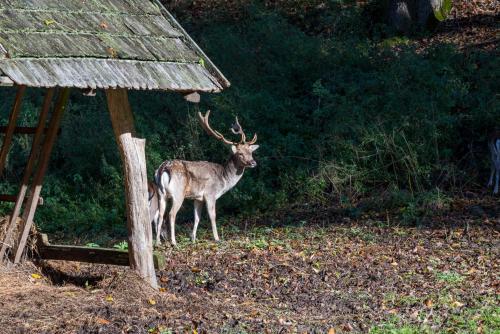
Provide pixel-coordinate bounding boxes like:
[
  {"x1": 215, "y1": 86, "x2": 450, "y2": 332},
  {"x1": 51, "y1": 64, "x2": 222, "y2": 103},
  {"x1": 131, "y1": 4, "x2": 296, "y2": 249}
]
[
  {"x1": 37, "y1": 234, "x2": 166, "y2": 269},
  {"x1": 0, "y1": 88, "x2": 53, "y2": 261},
  {"x1": 0, "y1": 85, "x2": 26, "y2": 176},
  {"x1": 0, "y1": 126, "x2": 58, "y2": 135},
  {"x1": 13, "y1": 88, "x2": 69, "y2": 264},
  {"x1": 0, "y1": 194, "x2": 43, "y2": 205},
  {"x1": 106, "y1": 88, "x2": 157, "y2": 289}
]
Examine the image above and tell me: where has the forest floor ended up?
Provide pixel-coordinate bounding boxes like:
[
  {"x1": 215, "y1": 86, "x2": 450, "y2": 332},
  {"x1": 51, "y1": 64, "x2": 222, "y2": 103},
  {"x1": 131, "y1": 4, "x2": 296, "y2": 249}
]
[{"x1": 0, "y1": 196, "x2": 498, "y2": 333}]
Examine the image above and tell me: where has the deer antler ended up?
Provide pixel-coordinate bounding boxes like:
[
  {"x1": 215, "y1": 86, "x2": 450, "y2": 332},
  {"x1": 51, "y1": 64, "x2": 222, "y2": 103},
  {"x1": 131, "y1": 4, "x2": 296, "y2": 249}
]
[
  {"x1": 247, "y1": 133, "x2": 258, "y2": 145},
  {"x1": 198, "y1": 110, "x2": 235, "y2": 145},
  {"x1": 230, "y1": 117, "x2": 246, "y2": 143},
  {"x1": 199, "y1": 110, "x2": 258, "y2": 146},
  {"x1": 231, "y1": 116, "x2": 257, "y2": 145}
]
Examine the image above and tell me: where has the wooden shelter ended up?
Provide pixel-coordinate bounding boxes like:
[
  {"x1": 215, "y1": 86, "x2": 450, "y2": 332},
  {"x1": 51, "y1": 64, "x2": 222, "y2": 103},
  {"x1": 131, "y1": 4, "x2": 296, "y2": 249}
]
[{"x1": 0, "y1": 0, "x2": 229, "y2": 288}]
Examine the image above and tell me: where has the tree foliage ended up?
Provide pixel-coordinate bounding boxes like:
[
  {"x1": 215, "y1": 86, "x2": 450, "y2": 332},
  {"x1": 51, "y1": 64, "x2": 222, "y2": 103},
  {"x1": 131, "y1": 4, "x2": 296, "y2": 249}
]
[{"x1": 0, "y1": 1, "x2": 497, "y2": 243}]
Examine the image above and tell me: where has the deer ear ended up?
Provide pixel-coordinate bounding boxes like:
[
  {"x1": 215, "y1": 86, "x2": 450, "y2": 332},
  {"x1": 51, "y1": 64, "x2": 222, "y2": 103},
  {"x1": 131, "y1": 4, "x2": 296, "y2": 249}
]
[
  {"x1": 250, "y1": 145, "x2": 259, "y2": 152},
  {"x1": 231, "y1": 145, "x2": 237, "y2": 154}
]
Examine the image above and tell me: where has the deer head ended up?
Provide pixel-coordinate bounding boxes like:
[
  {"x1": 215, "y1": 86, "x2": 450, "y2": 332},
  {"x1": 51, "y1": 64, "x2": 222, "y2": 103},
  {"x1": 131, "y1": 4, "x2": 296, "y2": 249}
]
[{"x1": 198, "y1": 110, "x2": 259, "y2": 168}]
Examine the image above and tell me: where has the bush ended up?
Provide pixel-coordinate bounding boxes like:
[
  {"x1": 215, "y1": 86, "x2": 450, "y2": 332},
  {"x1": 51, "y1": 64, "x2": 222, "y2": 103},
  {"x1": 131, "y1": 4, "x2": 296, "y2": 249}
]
[{"x1": 0, "y1": 2, "x2": 497, "y2": 242}]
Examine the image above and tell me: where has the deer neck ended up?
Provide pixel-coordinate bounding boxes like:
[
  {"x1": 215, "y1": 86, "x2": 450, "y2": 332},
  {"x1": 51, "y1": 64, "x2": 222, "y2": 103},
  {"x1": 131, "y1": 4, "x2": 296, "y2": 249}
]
[{"x1": 221, "y1": 155, "x2": 245, "y2": 190}]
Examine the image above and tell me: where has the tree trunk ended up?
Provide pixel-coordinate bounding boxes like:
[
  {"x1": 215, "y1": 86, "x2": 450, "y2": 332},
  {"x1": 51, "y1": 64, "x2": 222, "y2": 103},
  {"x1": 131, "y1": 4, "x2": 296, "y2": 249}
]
[
  {"x1": 388, "y1": 0, "x2": 443, "y2": 32},
  {"x1": 106, "y1": 88, "x2": 158, "y2": 289}
]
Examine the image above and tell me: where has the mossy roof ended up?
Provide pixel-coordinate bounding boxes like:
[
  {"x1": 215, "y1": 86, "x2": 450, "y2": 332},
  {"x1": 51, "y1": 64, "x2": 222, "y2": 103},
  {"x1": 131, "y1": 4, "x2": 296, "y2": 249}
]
[{"x1": 0, "y1": 0, "x2": 229, "y2": 92}]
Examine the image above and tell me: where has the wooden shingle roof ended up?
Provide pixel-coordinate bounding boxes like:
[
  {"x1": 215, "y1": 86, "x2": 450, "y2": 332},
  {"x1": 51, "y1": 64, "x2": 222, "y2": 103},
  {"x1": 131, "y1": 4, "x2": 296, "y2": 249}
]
[{"x1": 0, "y1": 0, "x2": 229, "y2": 92}]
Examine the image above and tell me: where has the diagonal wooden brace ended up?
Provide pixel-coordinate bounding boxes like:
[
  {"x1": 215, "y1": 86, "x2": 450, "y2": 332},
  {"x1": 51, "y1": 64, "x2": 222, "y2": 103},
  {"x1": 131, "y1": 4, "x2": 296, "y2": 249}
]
[
  {"x1": 12, "y1": 88, "x2": 70, "y2": 264},
  {"x1": 0, "y1": 88, "x2": 54, "y2": 261},
  {"x1": 0, "y1": 85, "x2": 26, "y2": 176}
]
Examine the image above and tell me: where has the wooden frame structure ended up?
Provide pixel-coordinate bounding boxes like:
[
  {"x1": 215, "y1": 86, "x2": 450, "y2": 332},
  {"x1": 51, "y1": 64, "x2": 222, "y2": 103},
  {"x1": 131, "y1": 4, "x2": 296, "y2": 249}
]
[{"x1": 0, "y1": 0, "x2": 229, "y2": 289}]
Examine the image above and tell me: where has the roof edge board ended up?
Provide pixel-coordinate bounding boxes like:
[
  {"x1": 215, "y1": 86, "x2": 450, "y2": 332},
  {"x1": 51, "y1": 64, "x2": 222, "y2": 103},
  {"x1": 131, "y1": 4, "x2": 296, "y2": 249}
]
[
  {"x1": 0, "y1": 75, "x2": 14, "y2": 86},
  {"x1": 0, "y1": 43, "x2": 7, "y2": 59},
  {"x1": 152, "y1": 0, "x2": 230, "y2": 89}
]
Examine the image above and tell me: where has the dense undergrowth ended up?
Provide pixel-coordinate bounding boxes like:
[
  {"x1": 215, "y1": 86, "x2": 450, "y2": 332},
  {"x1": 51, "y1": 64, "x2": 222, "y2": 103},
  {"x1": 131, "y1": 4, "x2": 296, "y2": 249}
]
[{"x1": 0, "y1": 1, "x2": 498, "y2": 244}]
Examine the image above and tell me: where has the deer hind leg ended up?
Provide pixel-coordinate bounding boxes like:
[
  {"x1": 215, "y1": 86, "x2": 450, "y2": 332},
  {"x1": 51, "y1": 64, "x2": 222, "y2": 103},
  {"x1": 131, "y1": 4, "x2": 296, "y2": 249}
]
[
  {"x1": 488, "y1": 163, "x2": 495, "y2": 187},
  {"x1": 205, "y1": 197, "x2": 219, "y2": 242},
  {"x1": 168, "y1": 191, "x2": 185, "y2": 246},
  {"x1": 156, "y1": 194, "x2": 167, "y2": 245},
  {"x1": 494, "y1": 158, "x2": 500, "y2": 194},
  {"x1": 192, "y1": 200, "x2": 203, "y2": 243}
]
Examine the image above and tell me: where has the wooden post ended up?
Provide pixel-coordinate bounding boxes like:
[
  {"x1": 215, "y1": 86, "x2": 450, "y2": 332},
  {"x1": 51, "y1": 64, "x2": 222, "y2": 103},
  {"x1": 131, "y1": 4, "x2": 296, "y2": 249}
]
[
  {"x1": 106, "y1": 88, "x2": 157, "y2": 289},
  {"x1": 0, "y1": 88, "x2": 54, "y2": 261},
  {"x1": 0, "y1": 85, "x2": 26, "y2": 176},
  {"x1": 13, "y1": 88, "x2": 69, "y2": 263}
]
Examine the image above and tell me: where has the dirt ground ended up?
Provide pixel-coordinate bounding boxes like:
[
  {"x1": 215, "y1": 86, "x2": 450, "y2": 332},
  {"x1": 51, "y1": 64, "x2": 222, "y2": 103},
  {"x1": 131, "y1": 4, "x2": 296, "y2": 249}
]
[{"x1": 0, "y1": 196, "x2": 498, "y2": 334}]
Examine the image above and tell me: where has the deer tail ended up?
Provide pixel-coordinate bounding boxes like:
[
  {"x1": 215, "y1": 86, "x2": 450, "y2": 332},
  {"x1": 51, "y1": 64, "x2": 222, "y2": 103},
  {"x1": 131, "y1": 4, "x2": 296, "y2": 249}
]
[{"x1": 154, "y1": 165, "x2": 170, "y2": 196}]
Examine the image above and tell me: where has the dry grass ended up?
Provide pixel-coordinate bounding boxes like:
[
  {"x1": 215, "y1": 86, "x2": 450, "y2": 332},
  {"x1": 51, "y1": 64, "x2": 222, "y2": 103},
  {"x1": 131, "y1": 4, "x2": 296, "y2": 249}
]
[{"x1": 0, "y1": 261, "x2": 172, "y2": 334}]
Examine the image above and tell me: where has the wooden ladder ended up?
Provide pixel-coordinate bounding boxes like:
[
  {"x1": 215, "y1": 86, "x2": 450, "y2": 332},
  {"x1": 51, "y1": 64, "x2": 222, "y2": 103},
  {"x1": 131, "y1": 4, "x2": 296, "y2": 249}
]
[{"x1": 0, "y1": 87, "x2": 70, "y2": 263}]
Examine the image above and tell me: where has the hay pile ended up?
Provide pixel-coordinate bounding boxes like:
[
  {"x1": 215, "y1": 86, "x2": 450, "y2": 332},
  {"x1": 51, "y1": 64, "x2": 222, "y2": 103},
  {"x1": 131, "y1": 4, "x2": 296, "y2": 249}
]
[
  {"x1": 0, "y1": 261, "x2": 169, "y2": 334},
  {"x1": 0, "y1": 215, "x2": 38, "y2": 261},
  {"x1": 0, "y1": 216, "x2": 19, "y2": 255}
]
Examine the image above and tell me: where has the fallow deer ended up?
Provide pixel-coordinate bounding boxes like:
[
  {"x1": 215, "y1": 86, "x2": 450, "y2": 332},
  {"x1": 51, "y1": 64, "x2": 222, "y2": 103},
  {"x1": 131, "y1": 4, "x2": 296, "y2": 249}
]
[
  {"x1": 488, "y1": 131, "x2": 500, "y2": 194},
  {"x1": 154, "y1": 111, "x2": 258, "y2": 245}
]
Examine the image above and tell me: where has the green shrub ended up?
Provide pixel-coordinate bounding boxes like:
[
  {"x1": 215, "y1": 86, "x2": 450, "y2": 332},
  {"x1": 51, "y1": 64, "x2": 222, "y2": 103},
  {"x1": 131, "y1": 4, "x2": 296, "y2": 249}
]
[{"x1": 0, "y1": 3, "x2": 497, "y2": 242}]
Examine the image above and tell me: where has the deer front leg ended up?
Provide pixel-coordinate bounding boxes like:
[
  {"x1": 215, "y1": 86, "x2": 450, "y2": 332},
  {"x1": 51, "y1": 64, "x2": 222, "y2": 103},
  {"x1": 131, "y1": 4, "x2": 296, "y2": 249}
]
[
  {"x1": 205, "y1": 197, "x2": 219, "y2": 242},
  {"x1": 192, "y1": 200, "x2": 203, "y2": 243}
]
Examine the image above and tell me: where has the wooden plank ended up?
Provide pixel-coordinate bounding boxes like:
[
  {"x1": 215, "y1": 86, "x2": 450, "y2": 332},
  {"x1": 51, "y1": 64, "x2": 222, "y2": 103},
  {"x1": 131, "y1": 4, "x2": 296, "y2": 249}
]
[
  {"x1": 153, "y1": 0, "x2": 231, "y2": 89},
  {"x1": 37, "y1": 234, "x2": 166, "y2": 269},
  {"x1": 0, "y1": 59, "x2": 221, "y2": 92},
  {"x1": 106, "y1": 88, "x2": 157, "y2": 289},
  {"x1": 0, "y1": 10, "x2": 182, "y2": 38},
  {"x1": 0, "y1": 88, "x2": 53, "y2": 262},
  {"x1": 0, "y1": 126, "x2": 58, "y2": 134},
  {"x1": 1, "y1": 32, "x2": 197, "y2": 63},
  {"x1": 0, "y1": 85, "x2": 26, "y2": 176},
  {"x1": 13, "y1": 88, "x2": 70, "y2": 264},
  {"x1": 0, "y1": 76, "x2": 14, "y2": 86},
  {"x1": 0, "y1": 194, "x2": 43, "y2": 204}
]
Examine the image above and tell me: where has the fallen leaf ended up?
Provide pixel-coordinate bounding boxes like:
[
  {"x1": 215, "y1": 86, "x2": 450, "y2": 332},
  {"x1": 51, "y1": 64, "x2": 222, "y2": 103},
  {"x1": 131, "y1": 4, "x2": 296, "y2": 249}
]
[
  {"x1": 328, "y1": 328, "x2": 336, "y2": 334},
  {"x1": 105, "y1": 295, "x2": 114, "y2": 302},
  {"x1": 148, "y1": 299, "x2": 157, "y2": 305},
  {"x1": 451, "y1": 300, "x2": 464, "y2": 308},
  {"x1": 44, "y1": 19, "x2": 56, "y2": 26},
  {"x1": 342, "y1": 323, "x2": 353, "y2": 332},
  {"x1": 159, "y1": 287, "x2": 167, "y2": 293},
  {"x1": 96, "y1": 317, "x2": 110, "y2": 325},
  {"x1": 160, "y1": 276, "x2": 168, "y2": 283},
  {"x1": 100, "y1": 22, "x2": 108, "y2": 29},
  {"x1": 107, "y1": 47, "x2": 117, "y2": 58},
  {"x1": 31, "y1": 273, "x2": 42, "y2": 279},
  {"x1": 424, "y1": 299, "x2": 433, "y2": 308},
  {"x1": 191, "y1": 267, "x2": 201, "y2": 273}
]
